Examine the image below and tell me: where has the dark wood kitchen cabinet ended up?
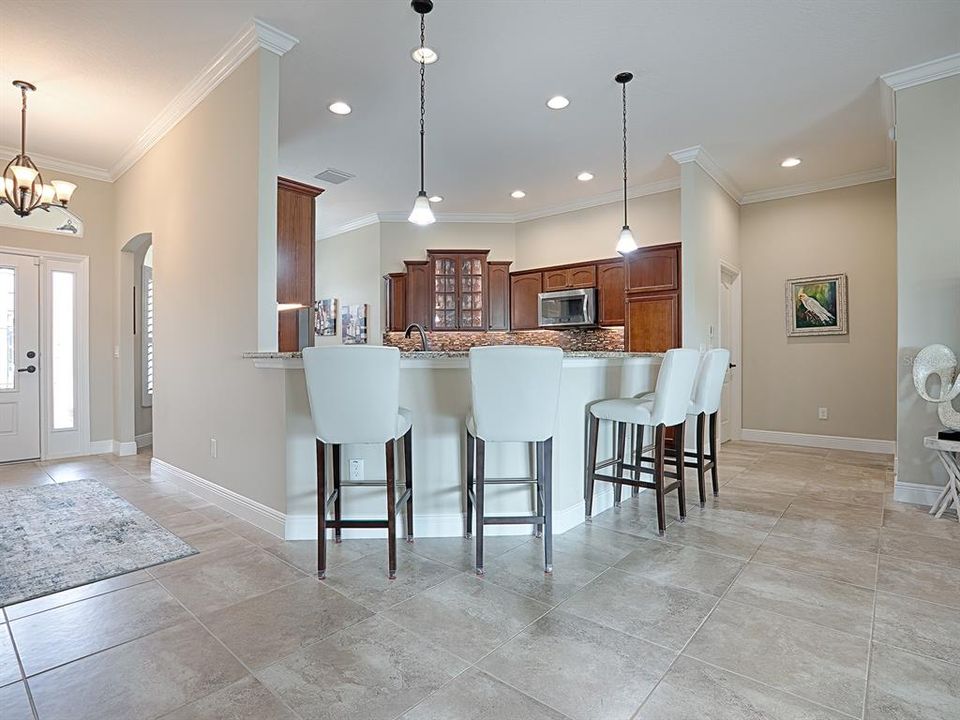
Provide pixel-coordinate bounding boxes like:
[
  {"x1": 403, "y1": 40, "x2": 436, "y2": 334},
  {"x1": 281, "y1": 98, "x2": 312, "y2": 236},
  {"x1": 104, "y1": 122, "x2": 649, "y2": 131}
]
[
  {"x1": 383, "y1": 272, "x2": 407, "y2": 332},
  {"x1": 277, "y1": 177, "x2": 323, "y2": 351},
  {"x1": 429, "y1": 250, "x2": 489, "y2": 330},
  {"x1": 542, "y1": 263, "x2": 597, "y2": 291},
  {"x1": 510, "y1": 270, "x2": 542, "y2": 330},
  {"x1": 624, "y1": 242, "x2": 681, "y2": 352},
  {"x1": 596, "y1": 258, "x2": 625, "y2": 326},
  {"x1": 487, "y1": 261, "x2": 512, "y2": 330},
  {"x1": 404, "y1": 260, "x2": 430, "y2": 328}
]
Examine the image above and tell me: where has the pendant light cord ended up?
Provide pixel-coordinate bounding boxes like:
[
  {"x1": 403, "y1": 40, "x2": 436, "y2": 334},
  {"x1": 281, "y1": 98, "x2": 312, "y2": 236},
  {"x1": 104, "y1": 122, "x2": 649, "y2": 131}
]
[
  {"x1": 419, "y1": 13, "x2": 426, "y2": 193},
  {"x1": 20, "y1": 86, "x2": 28, "y2": 156},
  {"x1": 621, "y1": 80, "x2": 628, "y2": 227}
]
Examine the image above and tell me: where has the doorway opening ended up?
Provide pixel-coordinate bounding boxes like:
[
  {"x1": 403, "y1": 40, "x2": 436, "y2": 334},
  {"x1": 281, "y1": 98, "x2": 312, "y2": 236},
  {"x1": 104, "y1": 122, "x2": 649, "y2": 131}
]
[
  {"x1": 118, "y1": 233, "x2": 153, "y2": 455},
  {"x1": 719, "y1": 261, "x2": 742, "y2": 444}
]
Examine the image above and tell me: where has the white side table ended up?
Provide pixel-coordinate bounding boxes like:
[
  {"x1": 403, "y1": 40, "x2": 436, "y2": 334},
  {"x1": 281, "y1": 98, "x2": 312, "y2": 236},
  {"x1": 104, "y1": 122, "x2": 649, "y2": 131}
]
[{"x1": 923, "y1": 436, "x2": 960, "y2": 522}]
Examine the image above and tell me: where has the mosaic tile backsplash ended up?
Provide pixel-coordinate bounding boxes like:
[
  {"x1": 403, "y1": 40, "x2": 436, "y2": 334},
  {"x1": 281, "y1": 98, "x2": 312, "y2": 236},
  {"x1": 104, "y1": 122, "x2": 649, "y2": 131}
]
[{"x1": 383, "y1": 327, "x2": 625, "y2": 353}]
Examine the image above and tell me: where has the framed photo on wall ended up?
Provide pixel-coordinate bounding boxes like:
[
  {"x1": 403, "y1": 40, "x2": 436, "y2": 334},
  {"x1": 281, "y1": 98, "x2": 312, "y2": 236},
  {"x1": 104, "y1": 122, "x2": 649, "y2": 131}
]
[
  {"x1": 785, "y1": 273, "x2": 848, "y2": 336},
  {"x1": 315, "y1": 298, "x2": 337, "y2": 336},
  {"x1": 342, "y1": 303, "x2": 368, "y2": 345}
]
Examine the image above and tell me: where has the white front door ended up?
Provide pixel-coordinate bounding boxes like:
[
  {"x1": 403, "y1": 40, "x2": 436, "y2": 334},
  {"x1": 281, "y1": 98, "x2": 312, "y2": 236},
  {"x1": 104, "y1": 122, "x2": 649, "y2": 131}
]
[{"x1": 0, "y1": 252, "x2": 40, "y2": 462}]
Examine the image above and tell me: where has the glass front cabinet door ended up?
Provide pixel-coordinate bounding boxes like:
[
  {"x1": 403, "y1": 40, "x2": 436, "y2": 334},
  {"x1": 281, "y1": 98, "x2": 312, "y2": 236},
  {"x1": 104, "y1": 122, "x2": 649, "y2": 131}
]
[{"x1": 429, "y1": 251, "x2": 488, "y2": 330}]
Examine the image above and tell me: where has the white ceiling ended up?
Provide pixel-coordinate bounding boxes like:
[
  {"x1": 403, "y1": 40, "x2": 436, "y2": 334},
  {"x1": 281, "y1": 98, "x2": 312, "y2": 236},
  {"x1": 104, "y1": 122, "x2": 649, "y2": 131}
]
[{"x1": 2, "y1": 0, "x2": 958, "y2": 236}]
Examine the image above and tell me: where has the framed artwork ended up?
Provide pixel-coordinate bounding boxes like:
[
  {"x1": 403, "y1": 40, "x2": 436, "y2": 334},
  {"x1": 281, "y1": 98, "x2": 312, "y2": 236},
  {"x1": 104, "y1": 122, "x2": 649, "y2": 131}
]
[
  {"x1": 341, "y1": 303, "x2": 368, "y2": 345},
  {"x1": 315, "y1": 298, "x2": 337, "y2": 336},
  {"x1": 785, "y1": 274, "x2": 848, "y2": 336}
]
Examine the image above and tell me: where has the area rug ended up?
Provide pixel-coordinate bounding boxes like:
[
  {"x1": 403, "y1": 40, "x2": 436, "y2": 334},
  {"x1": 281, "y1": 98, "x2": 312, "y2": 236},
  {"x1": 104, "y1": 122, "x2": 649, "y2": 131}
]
[{"x1": 0, "y1": 479, "x2": 197, "y2": 607}]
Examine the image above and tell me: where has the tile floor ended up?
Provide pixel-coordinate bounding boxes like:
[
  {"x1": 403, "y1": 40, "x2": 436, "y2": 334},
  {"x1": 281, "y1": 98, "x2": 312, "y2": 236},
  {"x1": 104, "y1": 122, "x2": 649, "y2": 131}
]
[{"x1": 1, "y1": 443, "x2": 959, "y2": 719}]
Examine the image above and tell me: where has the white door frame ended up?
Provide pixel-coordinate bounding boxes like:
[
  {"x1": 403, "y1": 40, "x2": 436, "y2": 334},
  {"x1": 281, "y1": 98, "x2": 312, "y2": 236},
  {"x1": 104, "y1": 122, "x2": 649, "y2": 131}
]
[
  {"x1": 0, "y1": 245, "x2": 90, "y2": 460},
  {"x1": 718, "y1": 259, "x2": 742, "y2": 442}
]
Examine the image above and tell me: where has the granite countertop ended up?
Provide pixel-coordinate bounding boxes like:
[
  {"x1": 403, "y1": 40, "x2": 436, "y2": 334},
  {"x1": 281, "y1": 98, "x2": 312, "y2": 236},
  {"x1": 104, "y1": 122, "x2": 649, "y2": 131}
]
[{"x1": 244, "y1": 350, "x2": 663, "y2": 359}]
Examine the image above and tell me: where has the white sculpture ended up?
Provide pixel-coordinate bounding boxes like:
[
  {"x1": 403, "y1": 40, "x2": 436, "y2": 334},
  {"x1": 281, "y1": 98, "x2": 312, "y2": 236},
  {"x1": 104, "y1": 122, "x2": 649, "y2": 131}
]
[{"x1": 913, "y1": 344, "x2": 960, "y2": 435}]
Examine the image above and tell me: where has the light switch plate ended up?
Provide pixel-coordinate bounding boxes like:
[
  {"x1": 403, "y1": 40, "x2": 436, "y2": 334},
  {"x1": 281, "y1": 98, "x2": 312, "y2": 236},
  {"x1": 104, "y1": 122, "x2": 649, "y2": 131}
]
[{"x1": 349, "y1": 459, "x2": 363, "y2": 481}]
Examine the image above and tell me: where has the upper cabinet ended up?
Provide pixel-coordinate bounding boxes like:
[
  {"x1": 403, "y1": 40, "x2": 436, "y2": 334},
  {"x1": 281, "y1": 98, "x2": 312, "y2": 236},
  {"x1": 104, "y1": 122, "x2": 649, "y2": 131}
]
[
  {"x1": 542, "y1": 263, "x2": 597, "y2": 291},
  {"x1": 277, "y1": 177, "x2": 323, "y2": 352},
  {"x1": 626, "y1": 243, "x2": 679, "y2": 293},
  {"x1": 596, "y1": 259, "x2": 626, "y2": 326},
  {"x1": 487, "y1": 261, "x2": 512, "y2": 331},
  {"x1": 403, "y1": 260, "x2": 430, "y2": 329},
  {"x1": 510, "y1": 271, "x2": 542, "y2": 330},
  {"x1": 430, "y1": 250, "x2": 489, "y2": 330},
  {"x1": 624, "y1": 242, "x2": 681, "y2": 352}
]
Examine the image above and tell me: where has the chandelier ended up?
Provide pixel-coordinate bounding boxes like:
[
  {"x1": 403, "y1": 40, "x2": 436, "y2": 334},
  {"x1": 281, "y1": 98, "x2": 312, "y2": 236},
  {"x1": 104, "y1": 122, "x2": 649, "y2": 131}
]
[{"x1": 1, "y1": 81, "x2": 77, "y2": 218}]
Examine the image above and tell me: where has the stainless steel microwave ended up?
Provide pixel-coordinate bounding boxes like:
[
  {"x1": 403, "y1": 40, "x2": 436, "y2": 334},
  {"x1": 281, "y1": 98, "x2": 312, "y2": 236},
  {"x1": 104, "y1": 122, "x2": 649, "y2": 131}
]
[{"x1": 538, "y1": 288, "x2": 597, "y2": 328}]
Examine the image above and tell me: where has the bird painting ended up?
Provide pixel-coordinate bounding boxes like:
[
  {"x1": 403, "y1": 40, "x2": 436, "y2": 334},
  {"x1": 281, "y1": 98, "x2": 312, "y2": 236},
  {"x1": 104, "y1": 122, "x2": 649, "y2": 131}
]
[{"x1": 786, "y1": 274, "x2": 847, "y2": 336}]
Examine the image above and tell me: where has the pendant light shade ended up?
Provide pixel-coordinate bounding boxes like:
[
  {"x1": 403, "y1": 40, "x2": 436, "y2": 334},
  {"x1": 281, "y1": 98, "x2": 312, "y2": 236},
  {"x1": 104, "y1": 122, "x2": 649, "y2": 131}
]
[
  {"x1": 408, "y1": 0, "x2": 436, "y2": 226},
  {"x1": 614, "y1": 72, "x2": 637, "y2": 254}
]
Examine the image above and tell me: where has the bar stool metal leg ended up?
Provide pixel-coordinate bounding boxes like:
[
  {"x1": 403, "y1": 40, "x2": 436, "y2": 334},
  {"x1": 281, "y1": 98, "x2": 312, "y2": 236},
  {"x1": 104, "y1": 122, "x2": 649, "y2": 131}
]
[
  {"x1": 675, "y1": 421, "x2": 687, "y2": 522},
  {"x1": 543, "y1": 437, "x2": 553, "y2": 574},
  {"x1": 585, "y1": 415, "x2": 600, "y2": 519},
  {"x1": 535, "y1": 441, "x2": 544, "y2": 538},
  {"x1": 614, "y1": 422, "x2": 626, "y2": 507},
  {"x1": 654, "y1": 425, "x2": 666, "y2": 536},
  {"x1": 465, "y1": 433, "x2": 475, "y2": 538},
  {"x1": 403, "y1": 429, "x2": 414, "y2": 542},
  {"x1": 695, "y1": 412, "x2": 707, "y2": 507},
  {"x1": 332, "y1": 444, "x2": 343, "y2": 543},
  {"x1": 385, "y1": 440, "x2": 397, "y2": 580},
  {"x1": 316, "y1": 439, "x2": 327, "y2": 579},
  {"x1": 475, "y1": 438, "x2": 486, "y2": 575},
  {"x1": 709, "y1": 411, "x2": 720, "y2": 496}
]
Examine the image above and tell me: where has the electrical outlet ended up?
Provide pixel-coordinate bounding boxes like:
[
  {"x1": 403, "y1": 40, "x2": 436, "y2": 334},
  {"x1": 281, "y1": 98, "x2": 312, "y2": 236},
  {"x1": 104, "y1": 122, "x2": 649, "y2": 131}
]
[
  {"x1": 349, "y1": 459, "x2": 363, "y2": 481},
  {"x1": 210, "y1": 438, "x2": 217, "y2": 458},
  {"x1": 818, "y1": 407, "x2": 829, "y2": 420}
]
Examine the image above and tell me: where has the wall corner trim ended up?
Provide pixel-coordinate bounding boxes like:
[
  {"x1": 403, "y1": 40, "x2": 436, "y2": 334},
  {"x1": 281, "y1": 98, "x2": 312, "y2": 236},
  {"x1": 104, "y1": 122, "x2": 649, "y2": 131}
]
[
  {"x1": 881, "y1": 52, "x2": 960, "y2": 91},
  {"x1": 110, "y1": 18, "x2": 299, "y2": 180},
  {"x1": 151, "y1": 458, "x2": 285, "y2": 538},
  {"x1": 669, "y1": 144, "x2": 743, "y2": 203},
  {"x1": 740, "y1": 428, "x2": 896, "y2": 455}
]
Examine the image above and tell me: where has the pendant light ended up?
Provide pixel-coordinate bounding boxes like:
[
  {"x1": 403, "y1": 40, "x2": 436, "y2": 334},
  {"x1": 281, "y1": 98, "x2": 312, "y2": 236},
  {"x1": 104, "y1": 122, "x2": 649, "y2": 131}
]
[
  {"x1": 1, "y1": 81, "x2": 77, "y2": 218},
  {"x1": 408, "y1": 0, "x2": 436, "y2": 226},
  {"x1": 615, "y1": 72, "x2": 637, "y2": 254}
]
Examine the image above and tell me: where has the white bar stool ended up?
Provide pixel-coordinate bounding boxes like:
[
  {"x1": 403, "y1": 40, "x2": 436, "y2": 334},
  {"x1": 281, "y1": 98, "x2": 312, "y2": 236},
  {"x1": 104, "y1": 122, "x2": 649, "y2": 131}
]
[
  {"x1": 465, "y1": 346, "x2": 564, "y2": 575},
  {"x1": 585, "y1": 348, "x2": 700, "y2": 535},
  {"x1": 302, "y1": 346, "x2": 413, "y2": 580}
]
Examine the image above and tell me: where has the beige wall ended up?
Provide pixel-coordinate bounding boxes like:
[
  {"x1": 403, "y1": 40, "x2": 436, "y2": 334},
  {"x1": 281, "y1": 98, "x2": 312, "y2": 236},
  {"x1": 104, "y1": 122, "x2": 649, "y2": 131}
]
[
  {"x1": 0, "y1": 169, "x2": 116, "y2": 444},
  {"x1": 316, "y1": 223, "x2": 383, "y2": 345},
  {"x1": 741, "y1": 180, "x2": 897, "y2": 440},
  {"x1": 113, "y1": 51, "x2": 288, "y2": 511},
  {"x1": 513, "y1": 190, "x2": 680, "y2": 270},
  {"x1": 379, "y1": 221, "x2": 516, "y2": 275},
  {"x1": 895, "y1": 75, "x2": 960, "y2": 489}
]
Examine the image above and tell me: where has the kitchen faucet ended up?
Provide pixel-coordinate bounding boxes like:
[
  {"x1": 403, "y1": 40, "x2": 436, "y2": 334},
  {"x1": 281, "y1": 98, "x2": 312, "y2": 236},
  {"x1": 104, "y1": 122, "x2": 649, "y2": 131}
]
[{"x1": 404, "y1": 323, "x2": 429, "y2": 351}]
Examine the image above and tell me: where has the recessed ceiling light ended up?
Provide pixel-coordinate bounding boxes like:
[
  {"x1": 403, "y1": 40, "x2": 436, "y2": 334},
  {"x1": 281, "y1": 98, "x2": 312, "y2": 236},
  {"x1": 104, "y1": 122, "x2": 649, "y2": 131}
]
[
  {"x1": 780, "y1": 157, "x2": 802, "y2": 168},
  {"x1": 428, "y1": 195, "x2": 443, "y2": 203},
  {"x1": 411, "y1": 47, "x2": 438, "y2": 64},
  {"x1": 328, "y1": 101, "x2": 351, "y2": 115},
  {"x1": 577, "y1": 171, "x2": 594, "y2": 182},
  {"x1": 546, "y1": 95, "x2": 569, "y2": 110},
  {"x1": 511, "y1": 190, "x2": 526, "y2": 199}
]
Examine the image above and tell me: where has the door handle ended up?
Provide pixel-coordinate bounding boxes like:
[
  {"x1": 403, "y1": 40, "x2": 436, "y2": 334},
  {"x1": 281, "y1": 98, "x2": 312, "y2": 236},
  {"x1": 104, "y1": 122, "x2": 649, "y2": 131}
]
[
  {"x1": 17, "y1": 365, "x2": 36, "y2": 374},
  {"x1": 729, "y1": 363, "x2": 737, "y2": 369}
]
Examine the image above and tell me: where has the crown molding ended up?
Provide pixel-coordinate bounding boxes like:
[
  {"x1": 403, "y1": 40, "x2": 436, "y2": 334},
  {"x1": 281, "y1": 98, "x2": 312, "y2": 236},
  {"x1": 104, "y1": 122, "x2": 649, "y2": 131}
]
[
  {"x1": 669, "y1": 145, "x2": 742, "y2": 202},
  {"x1": 513, "y1": 177, "x2": 680, "y2": 223},
  {"x1": 881, "y1": 52, "x2": 960, "y2": 91},
  {"x1": 378, "y1": 211, "x2": 516, "y2": 224},
  {"x1": 740, "y1": 165, "x2": 894, "y2": 204},
  {"x1": 110, "y1": 18, "x2": 299, "y2": 180},
  {"x1": 0, "y1": 145, "x2": 111, "y2": 182},
  {"x1": 317, "y1": 213, "x2": 380, "y2": 240}
]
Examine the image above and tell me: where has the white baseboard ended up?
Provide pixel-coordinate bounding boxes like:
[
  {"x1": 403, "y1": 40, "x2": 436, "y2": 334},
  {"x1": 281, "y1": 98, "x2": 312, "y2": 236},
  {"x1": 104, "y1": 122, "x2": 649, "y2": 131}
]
[
  {"x1": 740, "y1": 429, "x2": 895, "y2": 455},
  {"x1": 113, "y1": 440, "x2": 139, "y2": 456},
  {"x1": 135, "y1": 432, "x2": 153, "y2": 448},
  {"x1": 151, "y1": 458, "x2": 285, "y2": 539},
  {"x1": 85, "y1": 440, "x2": 114, "y2": 456},
  {"x1": 893, "y1": 480, "x2": 947, "y2": 506}
]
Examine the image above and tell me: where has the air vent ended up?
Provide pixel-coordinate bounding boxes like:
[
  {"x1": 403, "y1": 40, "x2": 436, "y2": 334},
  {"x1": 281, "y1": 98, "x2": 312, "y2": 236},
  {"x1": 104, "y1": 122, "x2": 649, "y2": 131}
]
[{"x1": 314, "y1": 168, "x2": 355, "y2": 185}]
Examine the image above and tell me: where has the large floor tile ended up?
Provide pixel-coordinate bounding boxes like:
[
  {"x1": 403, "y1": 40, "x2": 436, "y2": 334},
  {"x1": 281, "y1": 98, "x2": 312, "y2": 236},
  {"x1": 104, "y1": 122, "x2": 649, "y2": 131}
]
[
  {"x1": 147, "y1": 533, "x2": 256, "y2": 578},
  {"x1": 781, "y1": 497, "x2": 883, "y2": 528},
  {"x1": 560, "y1": 568, "x2": 716, "y2": 649},
  {"x1": 4, "y1": 570, "x2": 152, "y2": 621},
  {"x1": 638, "y1": 655, "x2": 849, "y2": 720},
  {"x1": 802, "y1": 481, "x2": 886, "y2": 508},
  {"x1": 771, "y1": 515, "x2": 881, "y2": 553},
  {"x1": 479, "y1": 539, "x2": 608, "y2": 604},
  {"x1": 725, "y1": 470, "x2": 808, "y2": 496},
  {"x1": 865, "y1": 642, "x2": 960, "y2": 720},
  {"x1": 28, "y1": 620, "x2": 248, "y2": 720},
  {"x1": 588, "y1": 502, "x2": 673, "y2": 539},
  {"x1": 200, "y1": 577, "x2": 372, "y2": 670},
  {"x1": 0, "y1": 681, "x2": 34, "y2": 720},
  {"x1": 405, "y1": 536, "x2": 530, "y2": 572},
  {"x1": 614, "y1": 540, "x2": 744, "y2": 596},
  {"x1": 725, "y1": 562, "x2": 875, "y2": 636},
  {"x1": 263, "y1": 538, "x2": 384, "y2": 575},
  {"x1": 662, "y1": 515, "x2": 768, "y2": 560},
  {"x1": 752, "y1": 533, "x2": 878, "y2": 588},
  {"x1": 479, "y1": 611, "x2": 675, "y2": 720},
  {"x1": 401, "y1": 667, "x2": 569, "y2": 720},
  {"x1": 383, "y1": 573, "x2": 550, "y2": 662},
  {"x1": 160, "y1": 676, "x2": 298, "y2": 720},
  {"x1": 547, "y1": 523, "x2": 646, "y2": 566},
  {"x1": 320, "y1": 550, "x2": 459, "y2": 612},
  {"x1": 686, "y1": 488, "x2": 791, "y2": 531},
  {"x1": 256, "y1": 615, "x2": 468, "y2": 720},
  {"x1": 684, "y1": 600, "x2": 869, "y2": 716},
  {"x1": 882, "y1": 504, "x2": 960, "y2": 541},
  {"x1": 0, "y1": 626, "x2": 21, "y2": 686},
  {"x1": 876, "y1": 555, "x2": 960, "y2": 609},
  {"x1": 873, "y1": 591, "x2": 960, "y2": 664},
  {"x1": 879, "y1": 528, "x2": 960, "y2": 570},
  {"x1": 157, "y1": 547, "x2": 305, "y2": 614},
  {"x1": 11, "y1": 580, "x2": 189, "y2": 676}
]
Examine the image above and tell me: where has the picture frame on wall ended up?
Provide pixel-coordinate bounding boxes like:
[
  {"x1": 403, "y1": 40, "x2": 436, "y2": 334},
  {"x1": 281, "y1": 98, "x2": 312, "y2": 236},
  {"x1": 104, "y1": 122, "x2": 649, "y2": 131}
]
[
  {"x1": 315, "y1": 298, "x2": 337, "y2": 336},
  {"x1": 785, "y1": 273, "x2": 848, "y2": 336},
  {"x1": 342, "y1": 303, "x2": 368, "y2": 345}
]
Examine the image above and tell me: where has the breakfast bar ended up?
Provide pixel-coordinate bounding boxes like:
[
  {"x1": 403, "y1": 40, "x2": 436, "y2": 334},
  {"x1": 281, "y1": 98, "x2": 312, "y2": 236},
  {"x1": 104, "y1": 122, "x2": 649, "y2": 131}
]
[{"x1": 246, "y1": 350, "x2": 662, "y2": 540}]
